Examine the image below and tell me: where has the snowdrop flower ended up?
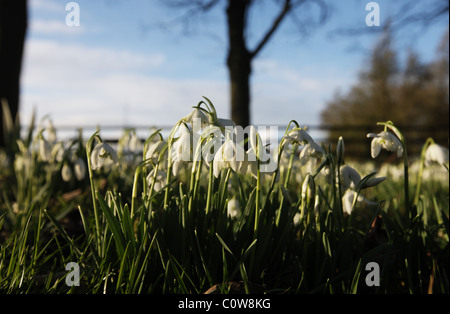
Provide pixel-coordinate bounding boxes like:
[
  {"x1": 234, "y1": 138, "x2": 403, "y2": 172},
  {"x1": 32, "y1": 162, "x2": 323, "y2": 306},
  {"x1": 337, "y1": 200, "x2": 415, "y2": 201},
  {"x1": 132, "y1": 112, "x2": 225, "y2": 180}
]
[
  {"x1": 367, "y1": 131, "x2": 403, "y2": 158},
  {"x1": 293, "y1": 212, "x2": 302, "y2": 226},
  {"x1": 342, "y1": 189, "x2": 377, "y2": 215},
  {"x1": 90, "y1": 142, "x2": 118, "y2": 170},
  {"x1": 239, "y1": 147, "x2": 258, "y2": 178},
  {"x1": 52, "y1": 142, "x2": 65, "y2": 163},
  {"x1": 184, "y1": 108, "x2": 210, "y2": 129},
  {"x1": 39, "y1": 137, "x2": 52, "y2": 162},
  {"x1": 339, "y1": 165, "x2": 361, "y2": 192},
  {"x1": 171, "y1": 124, "x2": 199, "y2": 175},
  {"x1": 146, "y1": 168, "x2": 166, "y2": 192},
  {"x1": 145, "y1": 140, "x2": 166, "y2": 165},
  {"x1": 61, "y1": 163, "x2": 73, "y2": 182},
  {"x1": 227, "y1": 198, "x2": 241, "y2": 219},
  {"x1": 46, "y1": 119, "x2": 57, "y2": 145},
  {"x1": 128, "y1": 132, "x2": 142, "y2": 153},
  {"x1": 213, "y1": 138, "x2": 245, "y2": 178},
  {"x1": 74, "y1": 158, "x2": 86, "y2": 181},
  {"x1": 425, "y1": 144, "x2": 449, "y2": 166},
  {"x1": 299, "y1": 142, "x2": 324, "y2": 164},
  {"x1": 282, "y1": 128, "x2": 314, "y2": 146}
]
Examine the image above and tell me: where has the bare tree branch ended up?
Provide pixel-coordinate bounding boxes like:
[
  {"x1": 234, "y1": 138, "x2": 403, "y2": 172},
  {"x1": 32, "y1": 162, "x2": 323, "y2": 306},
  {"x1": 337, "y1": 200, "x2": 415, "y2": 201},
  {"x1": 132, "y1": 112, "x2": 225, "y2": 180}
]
[
  {"x1": 330, "y1": 0, "x2": 448, "y2": 37},
  {"x1": 250, "y1": 0, "x2": 293, "y2": 58}
]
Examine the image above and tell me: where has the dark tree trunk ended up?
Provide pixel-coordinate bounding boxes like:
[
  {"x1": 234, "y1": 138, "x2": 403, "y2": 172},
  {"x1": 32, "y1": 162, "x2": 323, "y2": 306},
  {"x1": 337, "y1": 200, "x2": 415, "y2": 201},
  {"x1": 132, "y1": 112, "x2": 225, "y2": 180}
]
[
  {"x1": 226, "y1": 0, "x2": 252, "y2": 128},
  {"x1": 0, "y1": 0, "x2": 27, "y2": 147}
]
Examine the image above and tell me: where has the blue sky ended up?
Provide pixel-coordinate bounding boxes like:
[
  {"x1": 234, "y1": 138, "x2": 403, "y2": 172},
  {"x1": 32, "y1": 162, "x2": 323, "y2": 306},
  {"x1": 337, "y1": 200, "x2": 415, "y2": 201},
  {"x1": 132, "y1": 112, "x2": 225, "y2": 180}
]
[{"x1": 20, "y1": 0, "x2": 449, "y2": 139}]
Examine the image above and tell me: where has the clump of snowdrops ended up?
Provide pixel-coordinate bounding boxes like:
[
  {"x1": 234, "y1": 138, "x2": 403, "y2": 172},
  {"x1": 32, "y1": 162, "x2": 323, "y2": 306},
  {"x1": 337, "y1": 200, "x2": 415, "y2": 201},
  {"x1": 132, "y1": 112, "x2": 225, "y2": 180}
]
[{"x1": 0, "y1": 98, "x2": 448, "y2": 294}]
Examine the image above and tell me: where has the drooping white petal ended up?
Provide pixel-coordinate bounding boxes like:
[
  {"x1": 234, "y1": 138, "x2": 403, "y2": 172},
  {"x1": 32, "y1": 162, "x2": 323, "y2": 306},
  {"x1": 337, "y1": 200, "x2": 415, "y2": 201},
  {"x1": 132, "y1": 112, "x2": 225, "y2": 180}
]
[
  {"x1": 425, "y1": 144, "x2": 449, "y2": 166},
  {"x1": 74, "y1": 158, "x2": 86, "y2": 181},
  {"x1": 371, "y1": 138, "x2": 382, "y2": 158},
  {"x1": 61, "y1": 163, "x2": 73, "y2": 182}
]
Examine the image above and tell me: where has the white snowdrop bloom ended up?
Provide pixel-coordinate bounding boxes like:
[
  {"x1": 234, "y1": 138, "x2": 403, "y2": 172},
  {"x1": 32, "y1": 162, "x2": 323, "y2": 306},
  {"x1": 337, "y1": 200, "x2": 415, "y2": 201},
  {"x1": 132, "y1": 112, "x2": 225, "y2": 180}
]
[
  {"x1": 128, "y1": 132, "x2": 142, "y2": 153},
  {"x1": 239, "y1": 147, "x2": 258, "y2": 178},
  {"x1": 425, "y1": 143, "x2": 449, "y2": 166},
  {"x1": 74, "y1": 158, "x2": 86, "y2": 181},
  {"x1": 61, "y1": 163, "x2": 73, "y2": 182},
  {"x1": 342, "y1": 189, "x2": 377, "y2": 215},
  {"x1": 146, "y1": 168, "x2": 167, "y2": 192},
  {"x1": 227, "y1": 198, "x2": 241, "y2": 219},
  {"x1": 367, "y1": 131, "x2": 403, "y2": 158},
  {"x1": 145, "y1": 140, "x2": 166, "y2": 164},
  {"x1": 46, "y1": 120, "x2": 57, "y2": 145},
  {"x1": 282, "y1": 128, "x2": 314, "y2": 146},
  {"x1": 184, "y1": 108, "x2": 209, "y2": 128},
  {"x1": 52, "y1": 142, "x2": 65, "y2": 163},
  {"x1": 293, "y1": 212, "x2": 302, "y2": 226},
  {"x1": 39, "y1": 137, "x2": 52, "y2": 162},
  {"x1": 299, "y1": 142, "x2": 324, "y2": 164},
  {"x1": 213, "y1": 138, "x2": 245, "y2": 178},
  {"x1": 171, "y1": 125, "x2": 199, "y2": 176},
  {"x1": 90, "y1": 142, "x2": 118, "y2": 170},
  {"x1": 339, "y1": 165, "x2": 361, "y2": 192}
]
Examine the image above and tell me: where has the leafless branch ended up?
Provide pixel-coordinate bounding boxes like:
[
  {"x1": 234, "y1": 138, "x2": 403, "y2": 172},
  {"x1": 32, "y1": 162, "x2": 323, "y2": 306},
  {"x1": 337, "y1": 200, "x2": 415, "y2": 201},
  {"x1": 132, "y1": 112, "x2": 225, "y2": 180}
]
[{"x1": 250, "y1": 0, "x2": 293, "y2": 58}]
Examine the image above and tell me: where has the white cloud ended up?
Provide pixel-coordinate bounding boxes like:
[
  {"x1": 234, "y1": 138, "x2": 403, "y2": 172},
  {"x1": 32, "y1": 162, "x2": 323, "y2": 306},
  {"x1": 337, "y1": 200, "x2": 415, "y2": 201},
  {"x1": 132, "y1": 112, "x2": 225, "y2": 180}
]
[
  {"x1": 251, "y1": 58, "x2": 354, "y2": 127},
  {"x1": 30, "y1": 0, "x2": 62, "y2": 13},
  {"x1": 20, "y1": 38, "x2": 227, "y2": 137},
  {"x1": 30, "y1": 19, "x2": 85, "y2": 35},
  {"x1": 20, "y1": 38, "x2": 350, "y2": 142}
]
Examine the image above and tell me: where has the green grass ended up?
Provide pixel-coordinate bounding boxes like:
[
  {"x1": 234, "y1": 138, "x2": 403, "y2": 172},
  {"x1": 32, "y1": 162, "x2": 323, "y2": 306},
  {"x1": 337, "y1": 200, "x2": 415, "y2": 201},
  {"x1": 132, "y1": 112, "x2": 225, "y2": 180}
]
[{"x1": 0, "y1": 99, "x2": 448, "y2": 294}]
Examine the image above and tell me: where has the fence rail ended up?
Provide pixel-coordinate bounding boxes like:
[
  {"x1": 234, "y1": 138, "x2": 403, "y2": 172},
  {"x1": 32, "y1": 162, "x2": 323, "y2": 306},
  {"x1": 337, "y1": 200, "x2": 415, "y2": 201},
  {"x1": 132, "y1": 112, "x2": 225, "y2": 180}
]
[{"x1": 22, "y1": 123, "x2": 449, "y2": 158}]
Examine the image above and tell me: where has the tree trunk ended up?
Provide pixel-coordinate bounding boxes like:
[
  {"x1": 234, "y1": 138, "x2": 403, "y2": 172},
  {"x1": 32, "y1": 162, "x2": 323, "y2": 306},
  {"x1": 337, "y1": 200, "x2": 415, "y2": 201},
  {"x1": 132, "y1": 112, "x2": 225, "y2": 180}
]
[
  {"x1": 0, "y1": 0, "x2": 27, "y2": 147},
  {"x1": 226, "y1": 0, "x2": 251, "y2": 128}
]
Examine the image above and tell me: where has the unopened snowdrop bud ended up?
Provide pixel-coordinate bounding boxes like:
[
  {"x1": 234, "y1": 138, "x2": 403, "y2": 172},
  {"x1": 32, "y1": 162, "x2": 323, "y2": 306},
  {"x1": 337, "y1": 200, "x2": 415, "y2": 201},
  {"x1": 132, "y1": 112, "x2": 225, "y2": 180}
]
[
  {"x1": 362, "y1": 176, "x2": 386, "y2": 189},
  {"x1": 337, "y1": 136, "x2": 345, "y2": 165},
  {"x1": 74, "y1": 158, "x2": 86, "y2": 180},
  {"x1": 90, "y1": 142, "x2": 118, "y2": 170},
  {"x1": 61, "y1": 163, "x2": 73, "y2": 182}
]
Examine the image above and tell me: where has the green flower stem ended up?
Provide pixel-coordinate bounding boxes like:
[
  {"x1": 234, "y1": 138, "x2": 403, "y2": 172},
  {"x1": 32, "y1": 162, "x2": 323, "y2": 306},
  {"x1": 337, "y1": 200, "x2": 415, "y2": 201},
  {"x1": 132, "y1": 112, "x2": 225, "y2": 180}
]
[
  {"x1": 254, "y1": 164, "x2": 261, "y2": 238},
  {"x1": 284, "y1": 143, "x2": 298, "y2": 186},
  {"x1": 85, "y1": 132, "x2": 101, "y2": 251},
  {"x1": 164, "y1": 143, "x2": 173, "y2": 210},
  {"x1": 378, "y1": 122, "x2": 412, "y2": 219},
  {"x1": 205, "y1": 160, "x2": 213, "y2": 214},
  {"x1": 413, "y1": 137, "x2": 435, "y2": 207},
  {"x1": 131, "y1": 165, "x2": 142, "y2": 218}
]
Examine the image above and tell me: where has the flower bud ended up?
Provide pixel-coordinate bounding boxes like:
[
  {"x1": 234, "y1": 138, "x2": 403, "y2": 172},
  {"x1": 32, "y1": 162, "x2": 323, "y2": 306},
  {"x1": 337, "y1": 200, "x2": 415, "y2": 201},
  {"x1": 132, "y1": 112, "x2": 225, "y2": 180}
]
[
  {"x1": 337, "y1": 136, "x2": 345, "y2": 165},
  {"x1": 61, "y1": 163, "x2": 73, "y2": 182}
]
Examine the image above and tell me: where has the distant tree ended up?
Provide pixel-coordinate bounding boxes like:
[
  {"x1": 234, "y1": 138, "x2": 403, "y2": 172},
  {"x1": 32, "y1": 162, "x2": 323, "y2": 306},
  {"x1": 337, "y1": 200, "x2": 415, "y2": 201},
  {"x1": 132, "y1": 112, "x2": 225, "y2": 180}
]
[
  {"x1": 159, "y1": 0, "x2": 327, "y2": 127},
  {"x1": 0, "y1": 0, "x2": 28, "y2": 149},
  {"x1": 320, "y1": 27, "x2": 449, "y2": 158}
]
